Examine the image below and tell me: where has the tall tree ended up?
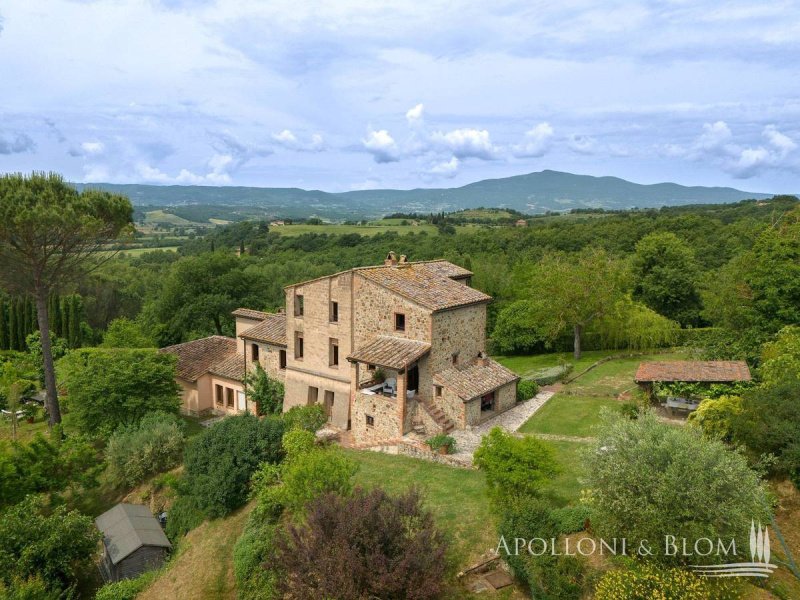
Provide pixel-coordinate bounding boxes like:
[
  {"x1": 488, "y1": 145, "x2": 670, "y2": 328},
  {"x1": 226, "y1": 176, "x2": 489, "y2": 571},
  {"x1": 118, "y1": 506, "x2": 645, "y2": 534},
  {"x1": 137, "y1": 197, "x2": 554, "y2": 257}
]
[
  {"x1": 0, "y1": 173, "x2": 132, "y2": 426},
  {"x1": 631, "y1": 232, "x2": 703, "y2": 327},
  {"x1": 501, "y1": 247, "x2": 629, "y2": 358},
  {"x1": 0, "y1": 296, "x2": 7, "y2": 350}
]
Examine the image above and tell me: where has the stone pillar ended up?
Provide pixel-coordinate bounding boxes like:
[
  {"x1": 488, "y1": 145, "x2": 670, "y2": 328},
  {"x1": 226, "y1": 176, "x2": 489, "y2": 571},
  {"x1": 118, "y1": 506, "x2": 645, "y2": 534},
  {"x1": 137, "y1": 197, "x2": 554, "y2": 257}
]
[
  {"x1": 349, "y1": 362, "x2": 360, "y2": 431},
  {"x1": 397, "y1": 369, "x2": 407, "y2": 437}
]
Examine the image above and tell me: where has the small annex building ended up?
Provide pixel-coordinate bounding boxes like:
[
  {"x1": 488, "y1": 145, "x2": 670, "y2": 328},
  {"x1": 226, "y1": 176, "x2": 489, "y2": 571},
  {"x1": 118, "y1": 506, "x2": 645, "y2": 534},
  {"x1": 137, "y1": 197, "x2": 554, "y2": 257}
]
[
  {"x1": 96, "y1": 503, "x2": 172, "y2": 583},
  {"x1": 634, "y1": 360, "x2": 752, "y2": 386}
]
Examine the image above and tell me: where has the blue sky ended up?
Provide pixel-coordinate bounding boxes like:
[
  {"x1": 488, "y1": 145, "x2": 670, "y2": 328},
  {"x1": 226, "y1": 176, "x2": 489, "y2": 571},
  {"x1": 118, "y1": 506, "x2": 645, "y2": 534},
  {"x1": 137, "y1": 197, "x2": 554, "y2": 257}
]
[{"x1": 0, "y1": 0, "x2": 799, "y2": 193}]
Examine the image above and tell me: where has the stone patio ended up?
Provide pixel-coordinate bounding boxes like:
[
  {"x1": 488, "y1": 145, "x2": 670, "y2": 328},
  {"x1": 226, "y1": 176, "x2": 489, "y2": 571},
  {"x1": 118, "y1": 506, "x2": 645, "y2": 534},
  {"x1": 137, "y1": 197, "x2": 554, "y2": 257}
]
[{"x1": 440, "y1": 389, "x2": 555, "y2": 465}]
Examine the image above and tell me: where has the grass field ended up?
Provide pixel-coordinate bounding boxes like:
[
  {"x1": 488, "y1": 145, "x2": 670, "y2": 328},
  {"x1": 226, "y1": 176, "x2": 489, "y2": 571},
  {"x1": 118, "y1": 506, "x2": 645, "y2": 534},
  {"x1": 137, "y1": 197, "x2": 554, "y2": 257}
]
[
  {"x1": 271, "y1": 223, "x2": 442, "y2": 236},
  {"x1": 520, "y1": 394, "x2": 622, "y2": 437},
  {"x1": 143, "y1": 209, "x2": 197, "y2": 226}
]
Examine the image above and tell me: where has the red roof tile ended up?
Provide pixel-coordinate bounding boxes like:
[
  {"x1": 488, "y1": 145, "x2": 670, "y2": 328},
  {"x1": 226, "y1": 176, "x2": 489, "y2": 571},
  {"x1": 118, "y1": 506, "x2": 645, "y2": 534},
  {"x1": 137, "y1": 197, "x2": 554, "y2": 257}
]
[
  {"x1": 232, "y1": 308, "x2": 271, "y2": 320},
  {"x1": 160, "y1": 336, "x2": 238, "y2": 382},
  {"x1": 348, "y1": 336, "x2": 431, "y2": 370},
  {"x1": 239, "y1": 313, "x2": 287, "y2": 347},
  {"x1": 433, "y1": 358, "x2": 519, "y2": 400},
  {"x1": 634, "y1": 361, "x2": 751, "y2": 383}
]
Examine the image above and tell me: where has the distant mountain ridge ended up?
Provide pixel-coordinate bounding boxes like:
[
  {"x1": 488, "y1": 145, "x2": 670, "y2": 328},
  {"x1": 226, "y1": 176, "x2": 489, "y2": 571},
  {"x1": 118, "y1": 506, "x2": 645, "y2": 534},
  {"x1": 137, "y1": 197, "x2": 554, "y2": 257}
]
[{"x1": 75, "y1": 170, "x2": 773, "y2": 221}]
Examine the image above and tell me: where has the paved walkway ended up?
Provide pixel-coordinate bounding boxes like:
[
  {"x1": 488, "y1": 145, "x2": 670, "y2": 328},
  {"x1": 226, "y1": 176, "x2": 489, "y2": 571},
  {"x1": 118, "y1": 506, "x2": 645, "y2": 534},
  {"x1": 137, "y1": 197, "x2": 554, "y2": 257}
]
[{"x1": 447, "y1": 390, "x2": 556, "y2": 465}]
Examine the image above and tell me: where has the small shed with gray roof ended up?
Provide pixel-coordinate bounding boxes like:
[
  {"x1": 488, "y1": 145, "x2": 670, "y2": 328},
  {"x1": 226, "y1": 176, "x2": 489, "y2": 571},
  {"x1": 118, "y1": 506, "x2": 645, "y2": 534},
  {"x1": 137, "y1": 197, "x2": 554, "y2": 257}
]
[{"x1": 96, "y1": 503, "x2": 172, "y2": 582}]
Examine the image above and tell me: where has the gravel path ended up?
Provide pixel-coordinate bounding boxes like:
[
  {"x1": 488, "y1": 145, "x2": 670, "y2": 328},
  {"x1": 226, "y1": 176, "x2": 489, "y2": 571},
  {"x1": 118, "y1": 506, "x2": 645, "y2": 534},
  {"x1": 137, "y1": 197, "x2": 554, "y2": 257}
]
[{"x1": 448, "y1": 390, "x2": 556, "y2": 464}]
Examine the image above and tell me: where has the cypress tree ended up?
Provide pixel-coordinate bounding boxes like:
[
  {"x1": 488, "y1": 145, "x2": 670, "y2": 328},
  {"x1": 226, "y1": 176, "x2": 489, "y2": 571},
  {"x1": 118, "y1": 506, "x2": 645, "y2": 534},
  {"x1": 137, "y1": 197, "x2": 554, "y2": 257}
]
[
  {"x1": 16, "y1": 297, "x2": 26, "y2": 350},
  {"x1": 50, "y1": 292, "x2": 62, "y2": 338},
  {"x1": 67, "y1": 295, "x2": 83, "y2": 348},
  {"x1": 0, "y1": 297, "x2": 8, "y2": 350},
  {"x1": 9, "y1": 297, "x2": 19, "y2": 350}
]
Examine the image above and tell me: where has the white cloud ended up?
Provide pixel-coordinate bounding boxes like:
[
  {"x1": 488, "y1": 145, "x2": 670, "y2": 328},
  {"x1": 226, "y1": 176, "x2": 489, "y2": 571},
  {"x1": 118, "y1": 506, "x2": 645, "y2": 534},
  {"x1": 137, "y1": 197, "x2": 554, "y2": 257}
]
[
  {"x1": 363, "y1": 129, "x2": 400, "y2": 163},
  {"x1": 81, "y1": 141, "x2": 105, "y2": 155},
  {"x1": 678, "y1": 121, "x2": 799, "y2": 178},
  {"x1": 427, "y1": 156, "x2": 460, "y2": 178},
  {"x1": 429, "y1": 128, "x2": 496, "y2": 160},
  {"x1": 512, "y1": 122, "x2": 554, "y2": 158},
  {"x1": 272, "y1": 129, "x2": 325, "y2": 152},
  {"x1": 405, "y1": 103, "x2": 424, "y2": 125},
  {"x1": 764, "y1": 124, "x2": 797, "y2": 156}
]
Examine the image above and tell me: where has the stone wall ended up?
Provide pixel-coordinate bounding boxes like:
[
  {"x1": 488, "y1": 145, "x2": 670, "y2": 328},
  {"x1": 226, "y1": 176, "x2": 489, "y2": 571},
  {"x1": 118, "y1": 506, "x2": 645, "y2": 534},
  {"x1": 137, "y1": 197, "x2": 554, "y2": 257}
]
[
  {"x1": 429, "y1": 304, "x2": 487, "y2": 375},
  {"x1": 463, "y1": 380, "x2": 518, "y2": 426},
  {"x1": 235, "y1": 316, "x2": 264, "y2": 354},
  {"x1": 283, "y1": 272, "x2": 354, "y2": 428},
  {"x1": 352, "y1": 390, "x2": 401, "y2": 444},
  {"x1": 248, "y1": 342, "x2": 286, "y2": 382},
  {"x1": 437, "y1": 386, "x2": 467, "y2": 428},
  {"x1": 414, "y1": 402, "x2": 445, "y2": 436}
]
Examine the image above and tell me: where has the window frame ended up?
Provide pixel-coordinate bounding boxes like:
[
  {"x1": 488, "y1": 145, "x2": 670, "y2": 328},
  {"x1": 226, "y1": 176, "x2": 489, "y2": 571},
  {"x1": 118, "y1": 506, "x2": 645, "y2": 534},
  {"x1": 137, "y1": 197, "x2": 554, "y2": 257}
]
[
  {"x1": 329, "y1": 338, "x2": 339, "y2": 367},
  {"x1": 251, "y1": 343, "x2": 259, "y2": 362},
  {"x1": 330, "y1": 300, "x2": 339, "y2": 323},
  {"x1": 294, "y1": 294, "x2": 304, "y2": 317},
  {"x1": 394, "y1": 312, "x2": 406, "y2": 332},
  {"x1": 295, "y1": 332, "x2": 304, "y2": 359}
]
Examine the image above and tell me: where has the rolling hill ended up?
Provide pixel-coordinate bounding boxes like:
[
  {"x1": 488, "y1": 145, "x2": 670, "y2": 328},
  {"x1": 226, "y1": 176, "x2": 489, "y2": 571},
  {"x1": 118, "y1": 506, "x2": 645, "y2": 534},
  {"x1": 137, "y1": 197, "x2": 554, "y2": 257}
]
[{"x1": 75, "y1": 170, "x2": 773, "y2": 221}]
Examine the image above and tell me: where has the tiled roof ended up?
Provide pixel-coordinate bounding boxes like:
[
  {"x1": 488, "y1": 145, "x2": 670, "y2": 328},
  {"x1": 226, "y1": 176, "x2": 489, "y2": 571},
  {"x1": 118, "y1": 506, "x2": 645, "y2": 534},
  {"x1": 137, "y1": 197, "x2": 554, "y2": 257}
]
[
  {"x1": 414, "y1": 260, "x2": 473, "y2": 279},
  {"x1": 240, "y1": 313, "x2": 287, "y2": 347},
  {"x1": 160, "y1": 336, "x2": 237, "y2": 382},
  {"x1": 348, "y1": 336, "x2": 431, "y2": 370},
  {"x1": 208, "y1": 354, "x2": 250, "y2": 382},
  {"x1": 433, "y1": 357, "x2": 519, "y2": 401},
  {"x1": 635, "y1": 361, "x2": 752, "y2": 383},
  {"x1": 232, "y1": 308, "x2": 271, "y2": 320},
  {"x1": 358, "y1": 264, "x2": 490, "y2": 311}
]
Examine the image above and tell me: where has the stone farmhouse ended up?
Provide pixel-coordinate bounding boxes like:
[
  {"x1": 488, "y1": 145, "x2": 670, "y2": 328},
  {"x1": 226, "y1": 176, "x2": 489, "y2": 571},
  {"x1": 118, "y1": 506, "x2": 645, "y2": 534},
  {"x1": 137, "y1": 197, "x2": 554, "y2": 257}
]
[{"x1": 161, "y1": 252, "x2": 519, "y2": 444}]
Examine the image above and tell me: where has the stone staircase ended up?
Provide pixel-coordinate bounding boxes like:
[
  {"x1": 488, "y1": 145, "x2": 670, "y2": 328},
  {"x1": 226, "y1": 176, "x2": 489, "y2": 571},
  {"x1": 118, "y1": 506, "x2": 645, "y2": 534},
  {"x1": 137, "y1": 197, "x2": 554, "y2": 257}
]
[{"x1": 421, "y1": 400, "x2": 456, "y2": 434}]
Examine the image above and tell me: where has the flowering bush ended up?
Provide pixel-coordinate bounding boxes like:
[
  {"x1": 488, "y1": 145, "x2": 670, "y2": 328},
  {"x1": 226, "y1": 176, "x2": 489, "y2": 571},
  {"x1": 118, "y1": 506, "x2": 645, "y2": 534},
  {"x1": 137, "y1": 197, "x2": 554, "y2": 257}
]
[{"x1": 594, "y1": 563, "x2": 739, "y2": 600}]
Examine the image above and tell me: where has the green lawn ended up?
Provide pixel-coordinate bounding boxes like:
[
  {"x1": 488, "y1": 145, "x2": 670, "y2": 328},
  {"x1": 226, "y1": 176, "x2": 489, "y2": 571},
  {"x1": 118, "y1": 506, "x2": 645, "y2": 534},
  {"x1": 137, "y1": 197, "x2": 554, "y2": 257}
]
[
  {"x1": 519, "y1": 394, "x2": 622, "y2": 437},
  {"x1": 496, "y1": 349, "x2": 619, "y2": 378},
  {"x1": 348, "y1": 450, "x2": 497, "y2": 565}
]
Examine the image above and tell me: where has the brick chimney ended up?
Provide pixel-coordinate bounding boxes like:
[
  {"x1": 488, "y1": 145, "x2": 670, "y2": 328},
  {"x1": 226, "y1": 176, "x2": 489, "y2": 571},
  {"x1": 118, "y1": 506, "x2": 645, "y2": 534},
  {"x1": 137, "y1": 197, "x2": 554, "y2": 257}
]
[{"x1": 384, "y1": 251, "x2": 398, "y2": 266}]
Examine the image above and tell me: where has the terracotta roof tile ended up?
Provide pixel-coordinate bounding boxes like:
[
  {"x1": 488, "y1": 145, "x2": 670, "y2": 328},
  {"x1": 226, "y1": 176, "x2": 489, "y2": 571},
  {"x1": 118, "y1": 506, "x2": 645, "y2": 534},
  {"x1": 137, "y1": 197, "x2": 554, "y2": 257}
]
[
  {"x1": 635, "y1": 361, "x2": 751, "y2": 383},
  {"x1": 414, "y1": 260, "x2": 473, "y2": 279},
  {"x1": 348, "y1": 336, "x2": 431, "y2": 370},
  {"x1": 208, "y1": 354, "x2": 251, "y2": 382},
  {"x1": 232, "y1": 308, "x2": 271, "y2": 320},
  {"x1": 433, "y1": 357, "x2": 519, "y2": 401},
  {"x1": 160, "y1": 336, "x2": 237, "y2": 382},
  {"x1": 358, "y1": 263, "x2": 490, "y2": 311},
  {"x1": 239, "y1": 313, "x2": 287, "y2": 347}
]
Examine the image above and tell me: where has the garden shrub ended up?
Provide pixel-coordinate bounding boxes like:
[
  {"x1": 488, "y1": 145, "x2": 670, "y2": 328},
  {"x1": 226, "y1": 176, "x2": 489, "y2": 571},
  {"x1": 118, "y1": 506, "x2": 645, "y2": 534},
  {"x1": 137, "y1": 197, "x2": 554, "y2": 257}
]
[
  {"x1": 474, "y1": 427, "x2": 559, "y2": 501},
  {"x1": 733, "y1": 382, "x2": 800, "y2": 487},
  {"x1": 105, "y1": 412, "x2": 186, "y2": 487},
  {"x1": 181, "y1": 413, "x2": 285, "y2": 519},
  {"x1": 0, "y1": 496, "x2": 100, "y2": 595},
  {"x1": 251, "y1": 430, "x2": 358, "y2": 520},
  {"x1": 619, "y1": 401, "x2": 640, "y2": 419},
  {"x1": 688, "y1": 395, "x2": 742, "y2": 441},
  {"x1": 497, "y1": 497, "x2": 590, "y2": 599},
  {"x1": 551, "y1": 505, "x2": 592, "y2": 535},
  {"x1": 233, "y1": 517, "x2": 280, "y2": 600},
  {"x1": 516, "y1": 379, "x2": 539, "y2": 401},
  {"x1": 274, "y1": 487, "x2": 449, "y2": 600},
  {"x1": 94, "y1": 571, "x2": 158, "y2": 600},
  {"x1": 281, "y1": 404, "x2": 326, "y2": 432},
  {"x1": 165, "y1": 492, "x2": 205, "y2": 541},
  {"x1": 245, "y1": 363, "x2": 285, "y2": 415},
  {"x1": 594, "y1": 563, "x2": 739, "y2": 600},
  {"x1": 425, "y1": 433, "x2": 456, "y2": 454},
  {"x1": 0, "y1": 576, "x2": 59, "y2": 600}
]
